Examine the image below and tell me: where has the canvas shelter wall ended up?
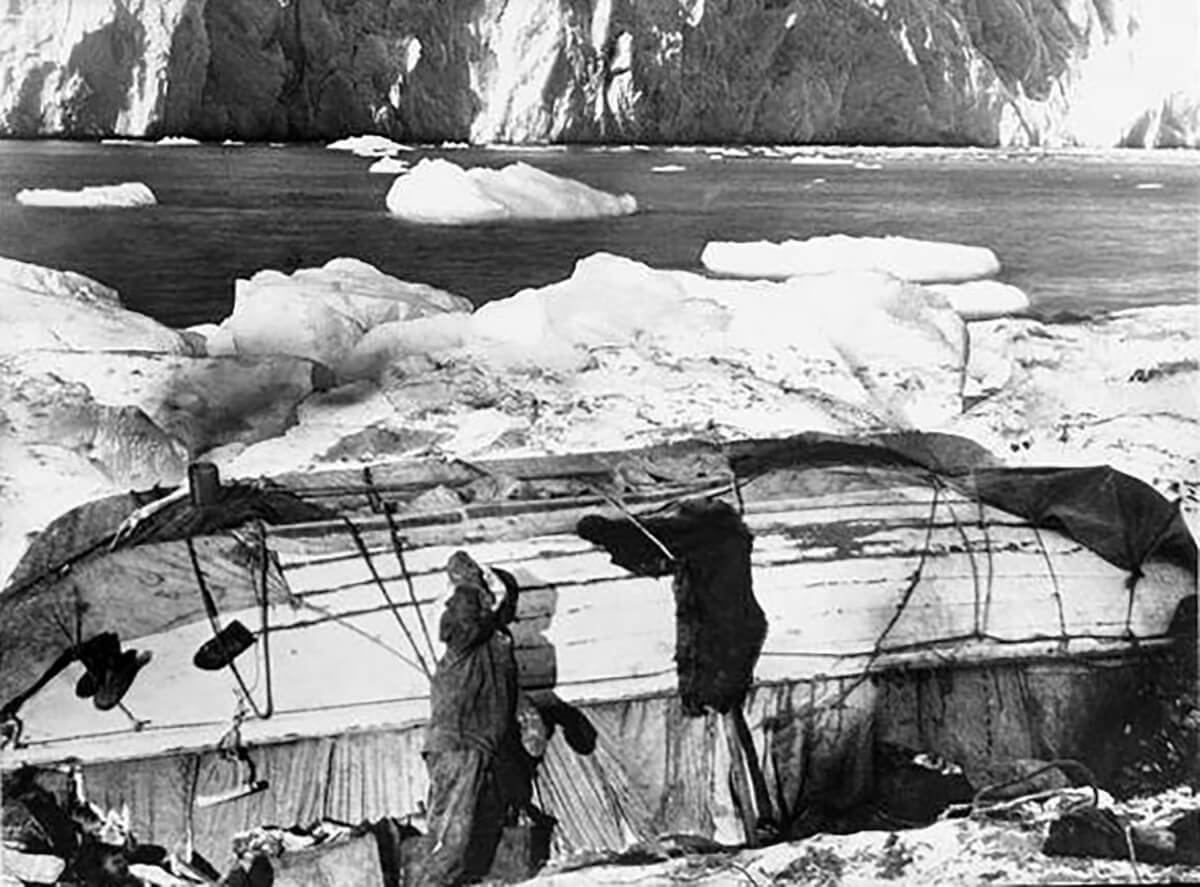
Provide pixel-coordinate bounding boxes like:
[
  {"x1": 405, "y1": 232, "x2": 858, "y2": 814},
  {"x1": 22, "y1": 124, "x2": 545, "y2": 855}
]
[{"x1": 74, "y1": 650, "x2": 1182, "y2": 866}]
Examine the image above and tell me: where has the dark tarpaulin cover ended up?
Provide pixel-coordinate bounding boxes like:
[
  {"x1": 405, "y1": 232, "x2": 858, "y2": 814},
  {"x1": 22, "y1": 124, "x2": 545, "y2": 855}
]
[
  {"x1": 3, "y1": 483, "x2": 331, "y2": 598},
  {"x1": 965, "y1": 466, "x2": 1196, "y2": 576}
]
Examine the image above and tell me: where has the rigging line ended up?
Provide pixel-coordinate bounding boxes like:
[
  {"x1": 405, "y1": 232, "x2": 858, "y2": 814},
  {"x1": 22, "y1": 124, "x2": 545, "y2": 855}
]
[
  {"x1": 184, "y1": 536, "x2": 271, "y2": 720},
  {"x1": 936, "y1": 484, "x2": 984, "y2": 638},
  {"x1": 1030, "y1": 524, "x2": 1069, "y2": 640},
  {"x1": 364, "y1": 466, "x2": 438, "y2": 664},
  {"x1": 342, "y1": 517, "x2": 433, "y2": 680},
  {"x1": 823, "y1": 480, "x2": 942, "y2": 710},
  {"x1": 252, "y1": 521, "x2": 275, "y2": 718},
  {"x1": 974, "y1": 494, "x2": 996, "y2": 635},
  {"x1": 455, "y1": 452, "x2": 684, "y2": 561},
  {"x1": 582, "y1": 481, "x2": 678, "y2": 564}
]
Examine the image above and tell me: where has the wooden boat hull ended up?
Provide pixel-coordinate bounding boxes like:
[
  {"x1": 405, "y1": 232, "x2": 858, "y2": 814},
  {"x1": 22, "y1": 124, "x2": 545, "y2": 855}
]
[{"x1": 1, "y1": 437, "x2": 1193, "y2": 860}]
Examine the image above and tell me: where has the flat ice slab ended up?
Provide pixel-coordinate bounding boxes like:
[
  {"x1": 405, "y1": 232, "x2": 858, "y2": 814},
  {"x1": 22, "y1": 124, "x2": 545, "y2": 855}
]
[
  {"x1": 927, "y1": 280, "x2": 1030, "y2": 320},
  {"x1": 385, "y1": 158, "x2": 638, "y2": 224},
  {"x1": 701, "y1": 235, "x2": 1001, "y2": 284},
  {"x1": 16, "y1": 182, "x2": 157, "y2": 208},
  {"x1": 327, "y1": 134, "x2": 412, "y2": 157}
]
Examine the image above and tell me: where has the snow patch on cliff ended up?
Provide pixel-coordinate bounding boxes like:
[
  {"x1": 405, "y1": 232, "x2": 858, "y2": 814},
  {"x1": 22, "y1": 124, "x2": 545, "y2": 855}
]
[{"x1": 385, "y1": 159, "x2": 637, "y2": 224}]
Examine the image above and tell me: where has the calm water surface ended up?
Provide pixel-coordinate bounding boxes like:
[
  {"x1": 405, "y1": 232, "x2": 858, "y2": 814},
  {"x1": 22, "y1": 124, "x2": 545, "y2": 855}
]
[{"x1": 0, "y1": 140, "x2": 1196, "y2": 327}]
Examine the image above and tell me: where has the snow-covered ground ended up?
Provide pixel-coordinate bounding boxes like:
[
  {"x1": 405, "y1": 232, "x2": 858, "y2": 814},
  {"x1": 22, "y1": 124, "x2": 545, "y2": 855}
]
[{"x1": 530, "y1": 787, "x2": 1200, "y2": 886}]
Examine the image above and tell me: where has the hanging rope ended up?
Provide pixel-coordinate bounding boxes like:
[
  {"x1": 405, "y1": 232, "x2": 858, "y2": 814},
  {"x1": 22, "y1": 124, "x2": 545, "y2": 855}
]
[
  {"x1": 363, "y1": 467, "x2": 438, "y2": 664},
  {"x1": 185, "y1": 536, "x2": 273, "y2": 720},
  {"x1": 1030, "y1": 525, "x2": 1069, "y2": 640},
  {"x1": 824, "y1": 479, "x2": 942, "y2": 710},
  {"x1": 974, "y1": 494, "x2": 997, "y2": 635},
  {"x1": 251, "y1": 522, "x2": 275, "y2": 717},
  {"x1": 937, "y1": 486, "x2": 984, "y2": 638},
  {"x1": 342, "y1": 517, "x2": 433, "y2": 680}
]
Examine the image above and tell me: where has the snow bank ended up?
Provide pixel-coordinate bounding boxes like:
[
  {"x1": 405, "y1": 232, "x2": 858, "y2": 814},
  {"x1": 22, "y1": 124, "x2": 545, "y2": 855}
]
[
  {"x1": 327, "y1": 134, "x2": 411, "y2": 156},
  {"x1": 16, "y1": 182, "x2": 157, "y2": 208},
  {"x1": 702, "y1": 235, "x2": 1002, "y2": 284},
  {"x1": 368, "y1": 156, "x2": 410, "y2": 175},
  {"x1": 385, "y1": 159, "x2": 638, "y2": 224},
  {"x1": 951, "y1": 305, "x2": 1200, "y2": 537}
]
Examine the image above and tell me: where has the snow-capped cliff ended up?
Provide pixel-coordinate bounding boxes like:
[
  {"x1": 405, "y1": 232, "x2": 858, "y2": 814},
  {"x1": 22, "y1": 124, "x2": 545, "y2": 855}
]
[{"x1": 1, "y1": 0, "x2": 1196, "y2": 146}]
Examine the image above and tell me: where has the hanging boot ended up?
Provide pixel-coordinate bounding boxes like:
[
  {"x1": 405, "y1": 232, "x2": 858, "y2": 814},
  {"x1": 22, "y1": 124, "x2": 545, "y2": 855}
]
[
  {"x1": 74, "y1": 632, "x2": 121, "y2": 699},
  {"x1": 94, "y1": 648, "x2": 152, "y2": 711},
  {"x1": 193, "y1": 621, "x2": 257, "y2": 671}
]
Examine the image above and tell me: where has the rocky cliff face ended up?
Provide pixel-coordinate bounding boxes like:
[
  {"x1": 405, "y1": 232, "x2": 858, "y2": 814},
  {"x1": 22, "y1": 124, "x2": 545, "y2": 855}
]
[{"x1": 2, "y1": 0, "x2": 1196, "y2": 146}]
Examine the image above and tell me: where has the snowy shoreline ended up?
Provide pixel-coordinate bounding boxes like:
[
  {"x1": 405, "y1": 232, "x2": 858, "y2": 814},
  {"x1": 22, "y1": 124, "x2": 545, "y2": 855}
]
[{"x1": 1, "y1": 245, "x2": 1196, "y2": 589}]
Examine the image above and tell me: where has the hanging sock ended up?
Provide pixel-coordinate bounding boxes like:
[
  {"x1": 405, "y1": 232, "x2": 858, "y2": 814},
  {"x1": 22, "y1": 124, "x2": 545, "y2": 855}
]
[{"x1": 193, "y1": 620, "x2": 257, "y2": 671}]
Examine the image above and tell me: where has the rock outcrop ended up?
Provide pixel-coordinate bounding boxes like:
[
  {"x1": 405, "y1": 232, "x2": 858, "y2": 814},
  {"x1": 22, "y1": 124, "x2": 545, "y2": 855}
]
[{"x1": 1, "y1": 0, "x2": 1195, "y2": 147}]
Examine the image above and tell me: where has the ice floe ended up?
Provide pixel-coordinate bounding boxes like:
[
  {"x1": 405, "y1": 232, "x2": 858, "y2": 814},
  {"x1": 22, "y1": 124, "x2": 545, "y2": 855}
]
[
  {"x1": 215, "y1": 257, "x2": 471, "y2": 371},
  {"x1": 368, "y1": 156, "x2": 410, "y2": 175},
  {"x1": 652, "y1": 164, "x2": 687, "y2": 173},
  {"x1": 701, "y1": 235, "x2": 1001, "y2": 284},
  {"x1": 384, "y1": 158, "x2": 638, "y2": 224},
  {"x1": 15, "y1": 182, "x2": 156, "y2": 208},
  {"x1": 927, "y1": 280, "x2": 1031, "y2": 321},
  {"x1": 326, "y1": 134, "x2": 412, "y2": 156}
]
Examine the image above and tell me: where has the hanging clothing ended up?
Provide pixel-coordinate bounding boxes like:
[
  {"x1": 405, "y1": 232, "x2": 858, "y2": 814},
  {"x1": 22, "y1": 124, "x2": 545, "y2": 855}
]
[{"x1": 577, "y1": 498, "x2": 766, "y2": 716}]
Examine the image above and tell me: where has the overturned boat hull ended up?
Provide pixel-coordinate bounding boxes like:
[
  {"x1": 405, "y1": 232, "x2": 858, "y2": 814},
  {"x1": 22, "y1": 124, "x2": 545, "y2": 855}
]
[{"x1": 2, "y1": 435, "x2": 1194, "y2": 860}]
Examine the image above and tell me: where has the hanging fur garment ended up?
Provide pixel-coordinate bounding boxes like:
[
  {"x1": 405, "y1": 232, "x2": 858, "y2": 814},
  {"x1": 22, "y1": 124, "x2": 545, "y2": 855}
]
[{"x1": 578, "y1": 499, "x2": 766, "y2": 716}]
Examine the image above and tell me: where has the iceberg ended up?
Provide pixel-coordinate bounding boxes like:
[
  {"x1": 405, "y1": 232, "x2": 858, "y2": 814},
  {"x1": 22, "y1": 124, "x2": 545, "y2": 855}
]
[
  {"x1": 0, "y1": 256, "x2": 186, "y2": 353},
  {"x1": 218, "y1": 257, "x2": 472, "y2": 372},
  {"x1": 224, "y1": 253, "x2": 971, "y2": 477},
  {"x1": 701, "y1": 235, "x2": 1002, "y2": 284},
  {"x1": 385, "y1": 158, "x2": 638, "y2": 224},
  {"x1": 155, "y1": 136, "x2": 201, "y2": 146},
  {"x1": 368, "y1": 156, "x2": 410, "y2": 175},
  {"x1": 326, "y1": 134, "x2": 411, "y2": 156},
  {"x1": 15, "y1": 182, "x2": 157, "y2": 208}
]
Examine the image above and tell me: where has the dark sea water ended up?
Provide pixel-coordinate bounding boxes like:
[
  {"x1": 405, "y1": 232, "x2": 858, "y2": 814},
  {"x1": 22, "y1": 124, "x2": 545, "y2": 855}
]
[{"x1": 0, "y1": 140, "x2": 1196, "y2": 328}]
